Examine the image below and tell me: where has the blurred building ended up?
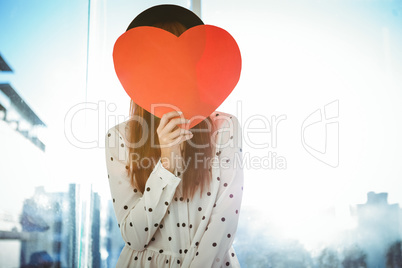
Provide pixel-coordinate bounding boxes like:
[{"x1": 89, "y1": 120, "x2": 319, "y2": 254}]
[
  {"x1": 91, "y1": 191, "x2": 101, "y2": 267},
  {"x1": 0, "y1": 54, "x2": 13, "y2": 72},
  {"x1": 0, "y1": 54, "x2": 48, "y2": 267},
  {"x1": 104, "y1": 200, "x2": 125, "y2": 267},
  {"x1": 354, "y1": 192, "x2": 402, "y2": 268},
  {"x1": 0, "y1": 54, "x2": 124, "y2": 267},
  {"x1": 0, "y1": 82, "x2": 46, "y2": 151},
  {"x1": 20, "y1": 185, "x2": 76, "y2": 267},
  {"x1": 0, "y1": 54, "x2": 46, "y2": 150},
  {"x1": 19, "y1": 185, "x2": 108, "y2": 268}
]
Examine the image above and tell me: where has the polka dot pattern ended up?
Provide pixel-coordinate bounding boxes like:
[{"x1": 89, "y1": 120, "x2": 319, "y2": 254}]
[{"x1": 105, "y1": 112, "x2": 243, "y2": 267}]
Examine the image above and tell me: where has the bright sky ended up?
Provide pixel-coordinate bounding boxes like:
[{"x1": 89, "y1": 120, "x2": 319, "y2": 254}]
[{"x1": 1, "y1": 0, "x2": 402, "y2": 250}]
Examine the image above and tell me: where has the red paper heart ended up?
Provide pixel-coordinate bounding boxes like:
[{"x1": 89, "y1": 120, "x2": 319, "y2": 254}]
[{"x1": 113, "y1": 24, "x2": 241, "y2": 129}]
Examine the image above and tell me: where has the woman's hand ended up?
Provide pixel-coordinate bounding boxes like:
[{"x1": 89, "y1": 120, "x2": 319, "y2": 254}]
[{"x1": 157, "y1": 111, "x2": 193, "y2": 174}]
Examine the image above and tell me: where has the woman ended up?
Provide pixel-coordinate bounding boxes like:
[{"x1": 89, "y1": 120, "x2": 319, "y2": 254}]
[{"x1": 105, "y1": 5, "x2": 244, "y2": 267}]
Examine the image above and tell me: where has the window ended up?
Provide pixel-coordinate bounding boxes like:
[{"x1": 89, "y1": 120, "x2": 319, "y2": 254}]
[{"x1": 0, "y1": 1, "x2": 401, "y2": 267}]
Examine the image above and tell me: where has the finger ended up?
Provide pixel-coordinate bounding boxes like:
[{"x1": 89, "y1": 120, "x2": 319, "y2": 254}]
[
  {"x1": 169, "y1": 127, "x2": 192, "y2": 140},
  {"x1": 158, "y1": 117, "x2": 187, "y2": 139},
  {"x1": 158, "y1": 111, "x2": 183, "y2": 132},
  {"x1": 164, "y1": 134, "x2": 184, "y2": 149},
  {"x1": 160, "y1": 135, "x2": 180, "y2": 148},
  {"x1": 173, "y1": 133, "x2": 193, "y2": 146},
  {"x1": 158, "y1": 112, "x2": 183, "y2": 138},
  {"x1": 165, "y1": 117, "x2": 189, "y2": 134},
  {"x1": 181, "y1": 133, "x2": 194, "y2": 143}
]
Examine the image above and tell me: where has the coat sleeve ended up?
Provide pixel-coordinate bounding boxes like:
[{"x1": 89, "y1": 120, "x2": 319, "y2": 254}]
[
  {"x1": 189, "y1": 115, "x2": 244, "y2": 267},
  {"x1": 105, "y1": 125, "x2": 181, "y2": 251}
]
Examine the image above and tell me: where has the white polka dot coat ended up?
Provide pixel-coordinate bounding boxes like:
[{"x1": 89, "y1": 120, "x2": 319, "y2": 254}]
[{"x1": 105, "y1": 112, "x2": 244, "y2": 267}]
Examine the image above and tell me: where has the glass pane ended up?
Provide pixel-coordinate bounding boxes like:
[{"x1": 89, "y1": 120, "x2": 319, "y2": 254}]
[
  {"x1": 202, "y1": 0, "x2": 402, "y2": 267},
  {"x1": 0, "y1": 0, "x2": 91, "y2": 266}
]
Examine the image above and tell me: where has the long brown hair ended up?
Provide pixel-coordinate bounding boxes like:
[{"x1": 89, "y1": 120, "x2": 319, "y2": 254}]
[{"x1": 124, "y1": 21, "x2": 216, "y2": 200}]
